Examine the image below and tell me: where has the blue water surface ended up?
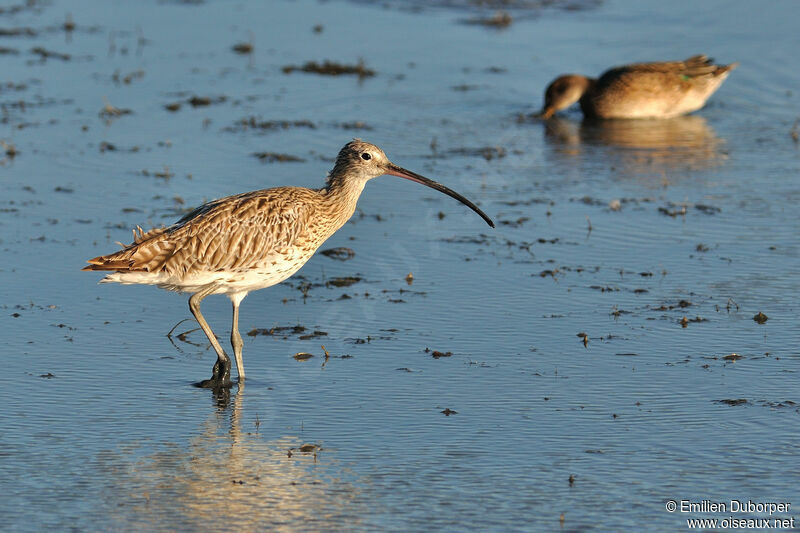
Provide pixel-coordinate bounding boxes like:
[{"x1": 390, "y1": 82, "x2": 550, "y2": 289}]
[{"x1": 1, "y1": 0, "x2": 799, "y2": 531}]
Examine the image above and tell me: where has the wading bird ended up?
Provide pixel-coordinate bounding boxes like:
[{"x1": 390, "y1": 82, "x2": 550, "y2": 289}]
[
  {"x1": 83, "y1": 140, "x2": 494, "y2": 388},
  {"x1": 539, "y1": 55, "x2": 738, "y2": 120}
]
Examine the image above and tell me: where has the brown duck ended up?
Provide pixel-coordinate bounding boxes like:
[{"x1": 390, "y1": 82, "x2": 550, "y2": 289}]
[{"x1": 539, "y1": 55, "x2": 738, "y2": 119}]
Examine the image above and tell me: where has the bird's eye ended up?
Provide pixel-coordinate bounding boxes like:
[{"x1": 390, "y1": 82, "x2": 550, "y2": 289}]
[{"x1": 361, "y1": 153, "x2": 371, "y2": 161}]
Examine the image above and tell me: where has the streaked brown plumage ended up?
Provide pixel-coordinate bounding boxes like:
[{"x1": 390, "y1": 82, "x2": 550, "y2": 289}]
[
  {"x1": 539, "y1": 55, "x2": 738, "y2": 119},
  {"x1": 84, "y1": 140, "x2": 494, "y2": 388}
]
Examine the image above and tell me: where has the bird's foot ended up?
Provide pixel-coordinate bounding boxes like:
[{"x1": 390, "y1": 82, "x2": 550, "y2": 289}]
[{"x1": 195, "y1": 358, "x2": 233, "y2": 389}]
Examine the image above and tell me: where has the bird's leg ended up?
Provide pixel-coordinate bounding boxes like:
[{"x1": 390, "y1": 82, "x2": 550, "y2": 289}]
[
  {"x1": 230, "y1": 294, "x2": 246, "y2": 381},
  {"x1": 189, "y1": 286, "x2": 232, "y2": 389}
]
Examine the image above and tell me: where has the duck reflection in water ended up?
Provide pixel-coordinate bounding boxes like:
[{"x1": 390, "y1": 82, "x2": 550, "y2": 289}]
[
  {"x1": 540, "y1": 114, "x2": 727, "y2": 178},
  {"x1": 94, "y1": 384, "x2": 365, "y2": 531}
]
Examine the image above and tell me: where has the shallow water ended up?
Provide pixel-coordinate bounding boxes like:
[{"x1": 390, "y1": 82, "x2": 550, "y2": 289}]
[{"x1": 2, "y1": 0, "x2": 799, "y2": 531}]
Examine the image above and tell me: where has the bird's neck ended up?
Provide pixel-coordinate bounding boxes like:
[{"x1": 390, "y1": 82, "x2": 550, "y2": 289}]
[
  {"x1": 578, "y1": 77, "x2": 597, "y2": 101},
  {"x1": 321, "y1": 173, "x2": 368, "y2": 228}
]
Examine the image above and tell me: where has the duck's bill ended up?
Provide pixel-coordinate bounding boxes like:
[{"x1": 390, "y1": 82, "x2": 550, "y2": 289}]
[
  {"x1": 537, "y1": 107, "x2": 556, "y2": 119},
  {"x1": 385, "y1": 163, "x2": 495, "y2": 228}
]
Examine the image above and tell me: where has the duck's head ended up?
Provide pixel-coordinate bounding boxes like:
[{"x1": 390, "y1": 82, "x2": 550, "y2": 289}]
[{"x1": 539, "y1": 75, "x2": 592, "y2": 119}]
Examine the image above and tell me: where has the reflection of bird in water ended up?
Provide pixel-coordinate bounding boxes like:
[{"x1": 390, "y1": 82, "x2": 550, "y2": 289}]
[
  {"x1": 539, "y1": 55, "x2": 738, "y2": 119},
  {"x1": 83, "y1": 140, "x2": 494, "y2": 388},
  {"x1": 94, "y1": 386, "x2": 365, "y2": 531},
  {"x1": 543, "y1": 115, "x2": 726, "y2": 176}
]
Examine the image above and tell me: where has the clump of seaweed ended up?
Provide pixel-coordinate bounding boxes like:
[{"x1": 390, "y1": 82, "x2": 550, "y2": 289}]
[{"x1": 282, "y1": 59, "x2": 375, "y2": 79}]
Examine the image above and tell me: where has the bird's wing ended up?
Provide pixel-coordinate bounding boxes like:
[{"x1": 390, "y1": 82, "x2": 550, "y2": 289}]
[
  {"x1": 84, "y1": 188, "x2": 317, "y2": 275},
  {"x1": 602, "y1": 55, "x2": 726, "y2": 82}
]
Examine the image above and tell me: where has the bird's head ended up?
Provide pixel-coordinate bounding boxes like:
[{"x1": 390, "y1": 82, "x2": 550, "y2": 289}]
[
  {"x1": 539, "y1": 74, "x2": 592, "y2": 119},
  {"x1": 328, "y1": 139, "x2": 494, "y2": 228}
]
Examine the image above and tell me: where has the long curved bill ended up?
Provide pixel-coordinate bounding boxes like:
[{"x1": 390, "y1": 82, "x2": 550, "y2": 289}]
[{"x1": 384, "y1": 163, "x2": 495, "y2": 228}]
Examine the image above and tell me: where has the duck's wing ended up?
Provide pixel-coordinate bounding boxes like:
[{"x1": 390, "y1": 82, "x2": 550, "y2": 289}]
[{"x1": 601, "y1": 55, "x2": 737, "y2": 82}]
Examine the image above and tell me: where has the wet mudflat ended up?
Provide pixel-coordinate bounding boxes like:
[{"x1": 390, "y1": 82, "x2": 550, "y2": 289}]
[{"x1": 2, "y1": 0, "x2": 799, "y2": 531}]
